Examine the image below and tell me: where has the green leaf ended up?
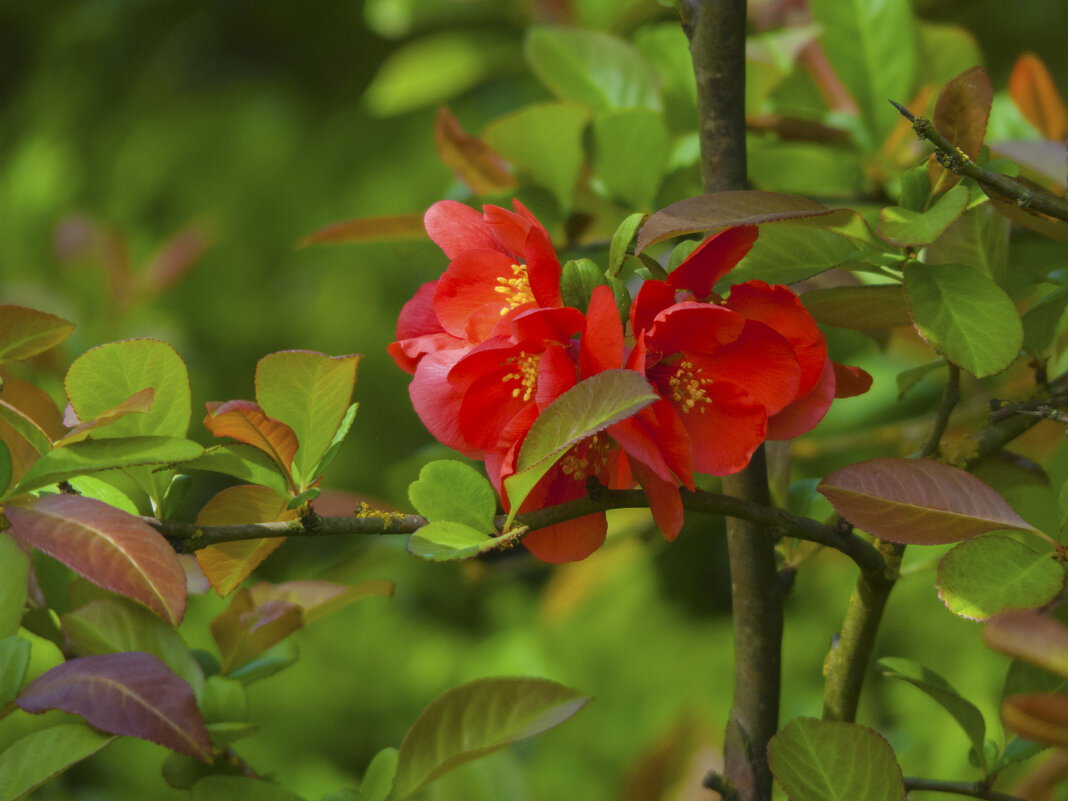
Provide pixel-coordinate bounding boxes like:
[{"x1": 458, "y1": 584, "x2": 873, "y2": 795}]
[
  {"x1": 227, "y1": 638, "x2": 299, "y2": 686},
  {"x1": 408, "y1": 522, "x2": 519, "y2": 562},
  {"x1": 310, "y1": 402, "x2": 358, "y2": 479},
  {"x1": 524, "y1": 27, "x2": 660, "y2": 113},
  {"x1": 483, "y1": 103, "x2": 590, "y2": 209},
  {"x1": 903, "y1": 262, "x2": 1023, "y2": 377},
  {"x1": 503, "y1": 370, "x2": 658, "y2": 530},
  {"x1": 1023, "y1": 285, "x2": 1068, "y2": 356},
  {"x1": 10, "y1": 436, "x2": 204, "y2": 497},
  {"x1": 391, "y1": 677, "x2": 589, "y2": 800},
  {"x1": 184, "y1": 444, "x2": 291, "y2": 498},
  {"x1": 767, "y1": 717, "x2": 905, "y2": 801},
  {"x1": 66, "y1": 475, "x2": 140, "y2": 515},
  {"x1": 560, "y1": 259, "x2": 608, "y2": 314},
  {"x1": 938, "y1": 535, "x2": 1064, "y2": 621},
  {"x1": 0, "y1": 534, "x2": 28, "y2": 639},
  {"x1": 633, "y1": 23, "x2": 696, "y2": 129},
  {"x1": 285, "y1": 487, "x2": 321, "y2": 510},
  {"x1": 360, "y1": 747, "x2": 398, "y2": 801},
  {"x1": 608, "y1": 213, "x2": 647, "y2": 276},
  {"x1": 0, "y1": 723, "x2": 114, "y2": 801},
  {"x1": 408, "y1": 460, "x2": 497, "y2": 534},
  {"x1": 205, "y1": 721, "x2": 258, "y2": 747},
  {"x1": 201, "y1": 675, "x2": 248, "y2": 723},
  {"x1": 923, "y1": 203, "x2": 1010, "y2": 288},
  {"x1": 895, "y1": 360, "x2": 946, "y2": 400},
  {"x1": 191, "y1": 776, "x2": 309, "y2": 801},
  {"x1": 0, "y1": 403, "x2": 50, "y2": 460},
  {"x1": 590, "y1": 109, "x2": 670, "y2": 209},
  {"x1": 809, "y1": 0, "x2": 917, "y2": 144},
  {"x1": 255, "y1": 351, "x2": 360, "y2": 487},
  {"x1": 0, "y1": 636, "x2": 31, "y2": 706},
  {"x1": 801, "y1": 285, "x2": 911, "y2": 330},
  {"x1": 878, "y1": 184, "x2": 970, "y2": 246},
  {"x1": 0, "y1": 306, "x2": 75, "y2": 364},
  {"x1": 877, "y1": 657, "x2": 987, "y2": 768},
  {"x1": 64, "y1": 339, "x2": 191, "y2": 438}
]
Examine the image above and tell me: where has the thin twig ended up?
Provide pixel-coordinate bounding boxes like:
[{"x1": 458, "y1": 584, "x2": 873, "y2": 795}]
[
  {"x1": 904, "y1": 776, "x2": 1028, "y2": 801},
  {"x1": 920, "y1": 364, "x2": 961, "y2": 458},
  {"x1": 889, "y1": 100, "x2": 1068, "y2": 224}
]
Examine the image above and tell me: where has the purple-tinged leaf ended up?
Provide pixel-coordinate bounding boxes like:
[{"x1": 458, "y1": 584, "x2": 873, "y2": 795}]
[
  {"x1": 817, "y1": 458, "x2": 1038, "y2": 544},
  {"x1": 1002, "y1": 694, "x2": 1068, "y2": 748},
  {"x1": 16, "y1": 652, "x2": 211, "y2": 762},
  {"x1": 5, "y1": 495, "x2": 187, "y2": 625},
  {"x1": 984, "y1": 609, "x2": 1068, "y2": 677},
  {"x1": 210, "y1": 588, "x2": 303, "y2": 675},
  {"x1": 930, "y1": 66, "x2": 993, "y2": 190},
  {"x1": 248, "y1": 578, "x2": 393, "y2": 625}
]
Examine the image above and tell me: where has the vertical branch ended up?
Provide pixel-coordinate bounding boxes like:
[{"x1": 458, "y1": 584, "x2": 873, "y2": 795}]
[{"x1": 684, "y1": 3, "x2": 778, "y2": 799}]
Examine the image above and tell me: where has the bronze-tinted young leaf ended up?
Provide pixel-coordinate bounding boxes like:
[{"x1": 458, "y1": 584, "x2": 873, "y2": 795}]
[
  {"x1": 1002, "y1": 693, "x2": 1068, "y2": 748},
  {"x1": 0, "y1": 306, "x2": 75, "y2": 363},
  {"x1": 434, "y1": 106, "x2": 516, "y2": 195},
  {"x1": 210, "y1": 588, "x2": 303, "y2": 675},
  {"x1": 1008, "y1": 53, "x2": 1068, "y2": 141},
  {"x1": 817, "y1": 458, "x2": 1038, "y2": 544},
  {"x1": 0, "y1": 374, "x2": 65, "y2": 441},
  {"x1": 635, "y1": 191, "x2": 855, "y2": 252},
  {"x1": 146, "y1": 224, "x2": 211, "y2": 293},
  {"x1": 984, "y1": 187, "x2": 1068, "y2": 244},
  {"x1": 984, "y1": 609, "x2": 1068, "y2": 678},
  {"x1": 203, "y1": 400, "x2": 299, "y2": 476},
  {"x1": 53, "y1": 387, "x2": 155, "y2": 447},
  {"x1": 800, "y1": 285, "x2": 911, "y2": 330},
  {"x1": 16, "y1": 652, "x2": 212, "y2": 762},
  {"x1": 392, "y1": 677, "x2": 590, "y2": 800},
  {"x1": 299, "y1": 214, "x2": 427, "y2": 248},
  {"x1": 248, "y1": 578, "x2": 393, "y2": 625},
  {"x1": 4, "y1": 494, "x2": 187, "y2": 625},
  {"x1": 194, "y1": 484, "x2": 295, "y2": 597},
  {"x1": 930, "y1": 66, "x2": 993, "y2": 190}
]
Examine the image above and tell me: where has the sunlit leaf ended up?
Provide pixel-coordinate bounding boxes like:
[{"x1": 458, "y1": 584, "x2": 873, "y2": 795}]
[
  {"x1": 194, "y1": 484, "x2": 295, "y2": 597},
  {"x1": 434, "y1": 107, "x2": 515, "y2": 195},
  {"x1": 818, "y1": 458, "x2": 1038, "y2": 545},
  {"x1": 483, "y1": 103, "x2": 591, "y2": 209},
  {"x1": 877, "y1": 657, "x2": 986, "y2": 765},
  {"x1": 408, "y1": 460, "x2": 497, "y2": 534},
  {"x1": 248, "y1": 578, "x2": 394, "y2": 625},
  {"x1": 922, "y1": 203, "x2": 1009, "y2": 288},
  {"x1": 203, "y1": 401, "x2": 299, "y2": 477},
  {"x1": 878, "y1": 184, "x2": 969, "y2": 246},
  {"x1": 984, "y1": 609, "x2": 1068, "y2": 678},
  {"x1": 0, "y1": 723, "x2": 114, "y2": 801},
  {"x1": 190, "y1": 775, "x2": 309, "y2": 801},
  {"x1": 65, "y1": 339, "x2": 191, "y2": 438},
  {"x1": 407, "y1": 521, "x2": 523, "y2": 562},
  {"x1": 590, "y1": 109, "x2": 670, "y2": 209},
  {"x1": 311, "y1": 402, "x2": 359, "y2": 479},
  {"x1": 636, "y1": 191, "x2": 861, "y2": 252},
  {"x1": 299, "y1": 215, "x2": 427, "y2": 248},
  {"x1": 608, "y1": 213, "x2": 647, "y2": 277},
  {"x1": 360, "y1": 747, "x2": 399, "y2": 801},
  {"x1": 767, "y1": 717, "x2": 905, "y2": 801},
  {"x1": 560, "y1": 259, "x2": 608, "y2": 314},
  {"x1": 903, "y1": 262, "x2": 1023, "y2": 377},
  {"x1": 10, "y1": 436, "x2": 204, "y2": 497},
  {"x1": 1008, "y1": 53, "x2": 1068, "y2": 141},
  {"x1": 211, "y1": 588, "x2": 303, "y2": 676},
  {"x1": 726, "y1": 224, "x2": 861, "y2": 287},
  {"x1": 16, "y1": 652, "x2": 211, "y2": 762},
  {"x1": 0, "y1": 534, "x2": 28, "y2": 639},
  {"x1": 524, "y1": 26, "x2": 660, "y2": 113},
  {"x1": 801, "y1": 285, "x2": 911, "y2": 330},
  {"x1": 65, "y1": 475, "x2": 140, "y2": 516},
  {"x1": 183, "y1": 444, "x2": 291, "y2": 498},
  {"x1": 930, "y1": 66, "x2": 993, "y2": 190},
  {"x1": 61, "y1": 598, "x2": 205, "y2": 697},
  {"x1": 0, "y1": 375, "x2": 65, "y2": 441},
  {"x1": 53, "y1": 387, "x2": 155, "y2": 447},
  {"x1": 255, "y1": 351, "x2": 361, "y2": 485},
  {"x1": 503, "y1": 370, "x2": 658, "y2": 530},
  {"x1": 0, "y1": 401, "x2": 51, "y2": 459},
  {"x1": 1002, "y1": 694, "x2": 1068, "y2": 749},
  {"x1": 0, "y1": 306, "x2": 75, "y2": 363},
  {"x1": 5, "y1": 495, "x2": 187, "y2": 625},
  {"x1": 391, "y1": 677, "x2": 590, "y2": 800}
]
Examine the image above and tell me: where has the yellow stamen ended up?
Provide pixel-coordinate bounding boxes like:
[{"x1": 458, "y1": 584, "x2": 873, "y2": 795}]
[
  {"x1": 501, "y1": 350, "x2": 541, "y2": 402},
  {"x1": 668, "y1": 360, "x2": 713, "y2": 414},
  {"x1": 494, "y1": 263, "x2": 534, "y2": 315}
]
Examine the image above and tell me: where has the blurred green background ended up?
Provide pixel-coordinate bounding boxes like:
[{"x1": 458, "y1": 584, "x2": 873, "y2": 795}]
[{"x1": 2, "y1": 1, "x2": 1068, "y2": 799}]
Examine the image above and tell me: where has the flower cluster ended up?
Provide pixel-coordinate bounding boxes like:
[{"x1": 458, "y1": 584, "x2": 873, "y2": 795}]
[{"x1": 390, "y1": 200, "x2": 870, "y2": 563}]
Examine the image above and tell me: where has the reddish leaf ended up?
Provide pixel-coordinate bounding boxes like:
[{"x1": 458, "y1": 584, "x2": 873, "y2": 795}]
[
  {"x1": 984, "y1": 609, "x2": 1068, "y2": 677},
  {"x1": 817, "y1": 457, "x2": 1038, "y2": 544},
  {"x1": 1002, "y1": 694, "x2": 1068, "y2": 748},
  {"x1": 146, "y1": 224, "x2": 211, "y2": 293},
  {"x1": 211, "y1": 588, "x2": 303, "y2": 675},
  {"x1": 249, "y1": 578, "x2": 394, "y2": 624},
  {"x1": 434, "y1": 107, "x2": 516, "y2": 195},
  {"x1": 0, "y1": 417, "x2": 43, "y2": 487},
  {"x1": 1009, "y1": 53, "x2": 1068, "y2": 141},
  {"x1": 4, "y1": 494, "x2": 187, "y2": 624},
  {"x1": 299, "y1": 214, "x2": 427, "y2": 247},
  {"x1": 930, "y1": 66, "x2": 993, "y2": 190},
  {"x1": 985, "y1": 185, "x2": 1068, "y2": 243},
  {"x1": 54, "y1": 387, "x2": 155, "y2": 447},
  {"x1": 203, "y1": 400, "x2": 298, "y2": 477},
  {"x1": 194, "y1": 485, "x2": 295, "y2": 597},
  {"x1": 17, "y1": 652, "x2": 211, "y2": 762},
  {"x1": 0, "y1": 374, "x2": 66, "y2": 440},
  {"x1": 635, "y1": 191, "x2": 855, "y2": 253},
  {"x1": 0, "y1": 306, "x2": 75, "y2": 363}
]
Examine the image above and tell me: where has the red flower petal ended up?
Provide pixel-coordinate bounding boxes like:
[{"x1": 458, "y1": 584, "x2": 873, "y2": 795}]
[
  {"x1": 522, "y1": 514, "x2": 608, "y2": 563},
  {"x1": 645, "y1": 302, "x2": 746, "y2": 358},
  {"x1": 629, "y1": 456, "x2": 684, "y2": 542},
  {"x1": 609, "y1": 398, "x2": 694, "y2": 490},
  {"x1": 524, "y1": 226, "x2": 564, "y2": 309},
  {"x1": 409, "y1": 349, "x2": 481, "y2": 456},
  {"x1": 483, "y1": 201, "x2": 540, "y2": 258},
  {"x1": 833, "y1": 362, "x2": 873, "y2": 398},
  {"x1": 434, "y1": 249, "x2": 531, "y2": 338},
  {"x1": 424, "y1": 200, "x2": 503, "y2": 258},
  {"x1": 511, "y1": 306, "x2": 585, "y2": 344},
  {"x1": 767, "y1": 357, "x2": 836, "y2": 440},
  {"x1": 395, "y1": 281, "x2": 443, "y2": 339},
  {"x1": 701, "y1": 321, "x2": 800, "y2": 414},
  {"x1": 580, "y1": 285, "x2": 624, "y2": 377},
  {"x1": 667, "y1": 226, "x2": 758, "y2": 299},
  {"x1": 630, "y1": 280, "x2": 676, "y2": 337}
]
